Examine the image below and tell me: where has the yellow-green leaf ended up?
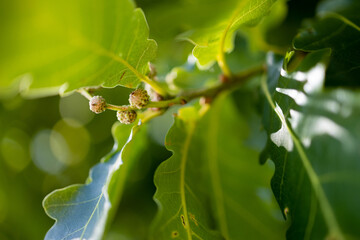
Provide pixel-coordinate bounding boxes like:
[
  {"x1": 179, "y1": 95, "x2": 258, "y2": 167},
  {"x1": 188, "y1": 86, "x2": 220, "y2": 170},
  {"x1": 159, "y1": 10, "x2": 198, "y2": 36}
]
[
  {"x1": 179, "y1": 0, "x2": 277, "y2": 69},
  {"x1": 0, "y1": 0, "x2": 156, "y2": 97}
]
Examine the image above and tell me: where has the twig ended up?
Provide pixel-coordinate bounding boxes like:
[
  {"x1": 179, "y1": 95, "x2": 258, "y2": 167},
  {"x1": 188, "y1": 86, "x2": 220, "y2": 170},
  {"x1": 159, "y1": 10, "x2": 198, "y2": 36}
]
[{"x1": 104, "y1": 64, "x2": 265, "y2": 112}]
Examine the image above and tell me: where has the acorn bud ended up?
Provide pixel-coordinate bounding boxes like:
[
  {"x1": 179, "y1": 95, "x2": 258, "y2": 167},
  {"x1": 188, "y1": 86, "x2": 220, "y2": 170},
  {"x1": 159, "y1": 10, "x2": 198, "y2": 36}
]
[
  {"x1": 117, "y1": 110, "x2": 137, "y2": 124},
  {"x1": 129, "y1": 89, "x2": 150, "y2": 109},
  {"x1": 89, "y1": 96, "x2": 106, "y2": 114}
]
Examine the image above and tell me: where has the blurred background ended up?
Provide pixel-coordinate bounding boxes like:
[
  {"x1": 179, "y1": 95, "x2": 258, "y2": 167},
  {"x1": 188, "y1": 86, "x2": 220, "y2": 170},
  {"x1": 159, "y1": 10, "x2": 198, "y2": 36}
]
[
  {"x1": 0, "y1": 0, "x2": 320, "y2": 239},
  {"x1": 0, "y1": 87, "x2": 130, "y2": 239},
  {"x1": 0, "y1": 86, "x2": 173, "y2": 240}
]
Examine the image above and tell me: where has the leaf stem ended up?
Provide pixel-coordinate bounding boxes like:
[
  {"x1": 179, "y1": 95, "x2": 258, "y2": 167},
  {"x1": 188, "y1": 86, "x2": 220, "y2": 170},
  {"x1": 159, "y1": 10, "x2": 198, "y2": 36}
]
[
  {"x1": 182, "y1": 64, "x2": 265, "y2": 100},
  {"x1": 103, "y1": 65, "x2": 265, "y2": 113},
  {"x1": 217, "y1": 54, "x2": 232, "y2": 78},
  {"x1": 217, "y1": 0, "x2": 249, "y2": 77},
  {"x1": 77, "y1": 89, "x2": 93, "y2": 100},
  {"x1": 141, "y1": 76, "x2": 168, "y2": 97},
  {"x1": 79, "y1": 66, "x2": 264, "y2": 125},
  {"x1": 106, "y1": 104, "x2": 134, "y2": 111}
]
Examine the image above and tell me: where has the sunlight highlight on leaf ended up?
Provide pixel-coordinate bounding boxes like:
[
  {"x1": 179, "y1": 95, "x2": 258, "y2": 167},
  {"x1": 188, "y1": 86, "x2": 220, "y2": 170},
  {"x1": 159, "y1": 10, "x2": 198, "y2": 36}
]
[
  {"x1": 261, "y1": 51, "x2": 360, "y2": 239},
  {"x1": 179, "y1": 0, "x2": 277, "y2": 69},
  {"x1": 43, "y1": 123, "x2": 149, "y2": 240},
  {"x1": 0, "y1": 0, "x2": 157, "y2": 97}
]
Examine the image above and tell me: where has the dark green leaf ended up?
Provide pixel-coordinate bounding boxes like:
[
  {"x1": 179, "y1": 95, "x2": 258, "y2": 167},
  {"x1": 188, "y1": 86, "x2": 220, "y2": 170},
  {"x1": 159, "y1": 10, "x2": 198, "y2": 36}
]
[
  {"x1": 0, "y1": 0, "x2": 156, "y2": 97},
  {"x1": 152, "y1": 93, "x2": 285, "y2": 239},
  {"x1": 293, "y1": 0, "x2": 360, "y2": 87},
  {"x1": 261, "y1": 50, "x2": 360, "y2": 239},
  {"x1": 43, "y1": 122, "x2": 148, "y2": 240}
]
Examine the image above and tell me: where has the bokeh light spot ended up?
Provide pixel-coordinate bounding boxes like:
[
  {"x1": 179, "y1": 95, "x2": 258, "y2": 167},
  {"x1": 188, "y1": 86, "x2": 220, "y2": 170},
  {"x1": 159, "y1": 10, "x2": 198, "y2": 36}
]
[
  {"x1": 31, "y1": 129, "x2": 65, "y2": 174},
  {"x1": 52, "y1": 119, "x2": 90, "y2": 166},
  {"x1": 59, "y1": 92, "x2": 93, "y2": 127},
  {"x1": 0, "y1": 128, "x2": 31, "y2": 172}
]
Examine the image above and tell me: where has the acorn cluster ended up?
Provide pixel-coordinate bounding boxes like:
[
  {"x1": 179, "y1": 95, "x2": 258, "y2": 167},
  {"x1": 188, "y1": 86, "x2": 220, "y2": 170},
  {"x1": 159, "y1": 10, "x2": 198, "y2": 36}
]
[{"x1": 88, "y1": 89, "x2": 150, "y2": 125}]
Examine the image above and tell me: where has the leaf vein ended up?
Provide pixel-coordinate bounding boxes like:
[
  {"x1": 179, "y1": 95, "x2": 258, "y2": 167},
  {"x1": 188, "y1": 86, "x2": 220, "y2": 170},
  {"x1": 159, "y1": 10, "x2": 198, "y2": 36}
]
[{"x1": 261, "y1": 76, "x2": 344, "y2": 239}]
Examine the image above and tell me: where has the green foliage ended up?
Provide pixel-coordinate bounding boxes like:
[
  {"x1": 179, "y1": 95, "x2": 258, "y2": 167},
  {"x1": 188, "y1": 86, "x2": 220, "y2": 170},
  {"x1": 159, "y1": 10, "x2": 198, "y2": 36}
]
[
  {"x1": 152, "y1": 94, "x2": 285, "y2": 239},
  {"x1": 0, "y1": 0, "x2": 359, "y2": 239},
  {"x1": 0, "y1": 0, "x2": 156, "y2": 97},
  {"x1": 179, "y1": 0, "x2": 278, "y2": 68},
  {"x1": 43, "y1": 123, "x2": 136, "y2": 239},
  {"x1": 152, "y1": 106, "x2": 223, "y2": 240},
  {"x1": 261, "y1": 50, "x2": 360, "y2": 239},
  {"x1": 293, "y1": 0, "x2": 360, "y2": 86},
  {"x1": 165, "y1": 63, "x2": 220, "y2": 93}
]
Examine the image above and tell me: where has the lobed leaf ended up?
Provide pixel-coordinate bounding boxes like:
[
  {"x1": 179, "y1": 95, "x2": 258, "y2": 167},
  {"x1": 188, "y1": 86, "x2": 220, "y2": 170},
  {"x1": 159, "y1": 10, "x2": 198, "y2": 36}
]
[
  {"x1": 43, "y1": 122, "x2": 149, "y2": 240},
  {"x1": 179, "y1": 0, "x2": 277, "y2": 68},
  {"x1": 152, "y1": 93, "x2": 286, "y2": 239},
  {"x1": 293, "y1": 0, "x2": 360, "y2": 86},
  {"x1": 261, "y1": 51, "x2": 360, "y2": 239},
  {"x1": 0, "y1": 0, "x2": 156, "y2": 97},
  {"x1": 151, "y1": 106, "x2": 222, "y2": 240},
  {"x1": 139, "y1": 0, "x2": 238, "y2": 72}
]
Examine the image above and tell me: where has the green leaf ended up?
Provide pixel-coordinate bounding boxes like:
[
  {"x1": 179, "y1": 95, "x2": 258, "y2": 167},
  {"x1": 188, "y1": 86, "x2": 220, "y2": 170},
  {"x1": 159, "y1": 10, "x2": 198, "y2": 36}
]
[
  {"x1": 105, "y1": 136, "x2": 171, "y2": 240},
  {"x1": 0, "y1": 0, "x2": 156, "y2": 97},
  {"x1": 226, "y1": 34, "x2": 266, "y2": 73},
  {"x1": 139, "y1": 0, "x2": 236, "y2": 74},
  {"x1": 43, "y1": 122, "x2": 148, "y2": 240},
  {"x1": 151, "y1": 106, "x2": 221, "y2": 240},
  {"x1": 165, "y1": 57, "x2": 220, "y2": 94},
  {"x1": 179, "y1": 0, "x2": 277, "y2": 68},
  {"x1": 139, "y1": 0, "x2": 282, "y2": 74},
  {"x1": 293, "y1": 0, "x2": 360, "y2": 87},
  {"x1": 242, "y1": 0, "x2": 288, "y2": 54},
  {"x1": 152, "y1": 93, "x2": 285, "y2": 239},
  {"x1": 165, "y1": 33, "x2": 267, "y2": 95},
  {"x1": 261, "y1": 51, "x2": 360, "y2": 239}
]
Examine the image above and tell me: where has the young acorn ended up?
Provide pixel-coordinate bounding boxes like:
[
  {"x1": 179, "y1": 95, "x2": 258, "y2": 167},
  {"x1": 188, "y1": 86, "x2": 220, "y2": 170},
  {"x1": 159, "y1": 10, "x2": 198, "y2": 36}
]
[
  {"x1": 129, "y1": 89, "x2": 150, "y2": 109},
  {"x1": 117, "y1": 110, "x2": 137, "y2": 124},
  {"x1": 89, "y1": 96, "x2": 106, "y2": 114}
]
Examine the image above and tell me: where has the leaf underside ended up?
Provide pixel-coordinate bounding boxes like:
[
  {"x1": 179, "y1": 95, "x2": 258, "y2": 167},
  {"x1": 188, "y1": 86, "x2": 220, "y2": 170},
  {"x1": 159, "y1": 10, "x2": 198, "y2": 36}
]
[{"x1": 43, "y1": 123, "x2": 148, "y2": 240}]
